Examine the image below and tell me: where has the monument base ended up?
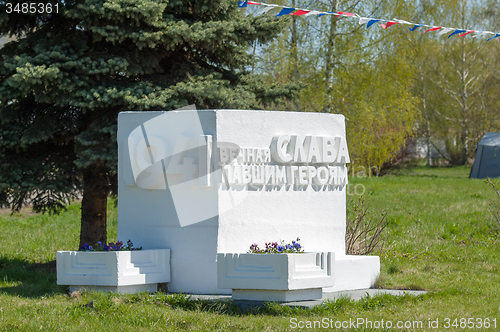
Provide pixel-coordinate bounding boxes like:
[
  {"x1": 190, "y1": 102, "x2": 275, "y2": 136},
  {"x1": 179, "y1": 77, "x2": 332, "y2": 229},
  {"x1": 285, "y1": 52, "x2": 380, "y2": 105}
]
[
  {"x1": 232, "y1": 288, "x2": 323, "y2": 302},
  {"x1": 323, "y1": 255, "x2": 380, "y2": 292},
  {"x1": 69, "y1": 284, "x2": 158, "y2": 294}
]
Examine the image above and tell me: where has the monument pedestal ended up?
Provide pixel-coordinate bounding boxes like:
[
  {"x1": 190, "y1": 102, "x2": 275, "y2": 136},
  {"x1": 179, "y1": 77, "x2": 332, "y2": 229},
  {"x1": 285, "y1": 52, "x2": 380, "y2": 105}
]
[
  {"x1": 325, "y1": 255, "x2": 380, "y2": 292},
  {"x1": 117, "y1": 110, "x2": 379, "y2": 294},
  {"x1": 232, "y1": 289, "x2": 323, "y2": 302}
]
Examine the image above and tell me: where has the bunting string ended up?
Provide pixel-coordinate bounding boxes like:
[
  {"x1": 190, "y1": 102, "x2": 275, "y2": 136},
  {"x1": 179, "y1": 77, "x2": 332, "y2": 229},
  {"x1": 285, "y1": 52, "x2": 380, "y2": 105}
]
[{"x1": 237, "y1": 1, "x2": 500, "y2": 42}]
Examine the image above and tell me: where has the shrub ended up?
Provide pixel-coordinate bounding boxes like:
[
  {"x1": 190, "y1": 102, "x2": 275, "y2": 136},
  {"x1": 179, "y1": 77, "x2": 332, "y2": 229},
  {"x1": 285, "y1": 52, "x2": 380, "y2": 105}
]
[{"x1": 345, "y1": 196, "x2": 389, "y2": 255}]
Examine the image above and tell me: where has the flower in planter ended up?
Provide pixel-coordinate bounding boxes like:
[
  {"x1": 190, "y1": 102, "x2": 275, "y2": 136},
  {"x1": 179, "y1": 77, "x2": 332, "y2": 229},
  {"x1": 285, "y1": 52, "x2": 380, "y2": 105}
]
[
  {"x1": 248, "y1": 238, "x2": 304, "y2": 254},
  {"x1": 80, "y1": 239, "x2": 142, "y2": 252}
]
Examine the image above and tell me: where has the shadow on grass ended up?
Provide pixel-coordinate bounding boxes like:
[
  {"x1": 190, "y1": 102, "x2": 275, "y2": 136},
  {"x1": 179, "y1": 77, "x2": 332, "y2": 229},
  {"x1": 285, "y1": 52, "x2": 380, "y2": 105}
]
[
  {"x1": 0, "y1": 257, "x2": 67, "y2": 298},
  {"x1": 126, "y1": 291, "x2": 426, "y2": 317}
]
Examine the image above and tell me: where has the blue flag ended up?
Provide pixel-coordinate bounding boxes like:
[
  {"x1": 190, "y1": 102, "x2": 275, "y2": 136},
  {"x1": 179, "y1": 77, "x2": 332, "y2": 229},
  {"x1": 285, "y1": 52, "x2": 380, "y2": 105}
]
[
  {"x1": 276, "y1": 7, "x2": 295, "y2": 17},
  {"x1": 409, "y1": 24, "x2": 423, "y2": 31},
  {"x1": 319, "y1": 11, "x2": 334, "y2": 17},
  {"x1": 366, "y1": 19, "x2": 380, "y2": 29},
  {"x1": 448, "y1": 29, "x2": 466, "y2": 38},
  {"x1": 487, "y1": 33, "x2": 500, "y2": 41}
]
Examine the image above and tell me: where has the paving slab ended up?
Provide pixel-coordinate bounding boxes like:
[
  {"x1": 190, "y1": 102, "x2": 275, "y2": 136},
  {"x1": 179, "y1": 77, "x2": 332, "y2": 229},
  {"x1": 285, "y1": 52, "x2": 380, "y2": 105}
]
[{"x1": 187, "y1": 289, "x2": 427, "y2": 310}]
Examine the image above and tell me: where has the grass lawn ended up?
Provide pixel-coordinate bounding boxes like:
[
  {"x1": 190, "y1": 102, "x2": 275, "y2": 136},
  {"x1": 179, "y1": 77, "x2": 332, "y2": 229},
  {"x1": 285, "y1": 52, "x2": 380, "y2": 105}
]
[{"x1": 0, "y1": 165, "x2": 499, "y2": 331}]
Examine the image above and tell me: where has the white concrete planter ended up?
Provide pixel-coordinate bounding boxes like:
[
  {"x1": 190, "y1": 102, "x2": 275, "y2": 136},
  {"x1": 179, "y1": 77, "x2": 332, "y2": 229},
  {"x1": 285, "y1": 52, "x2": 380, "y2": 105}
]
[
  {"x1": 217, "y1": 252, "x2": 334, "y2": 302},
  {"x1": 56, "y1": 249, "x2": 170, "y2": 294}
]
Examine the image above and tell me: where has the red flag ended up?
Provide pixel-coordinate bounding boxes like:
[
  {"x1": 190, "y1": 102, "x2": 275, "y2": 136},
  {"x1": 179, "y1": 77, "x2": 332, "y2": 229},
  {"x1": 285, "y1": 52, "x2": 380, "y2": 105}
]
[
  {"x1": 247, "y1": 1, "x2": 261, "y2": 4},
  {"x1": 335, "y1": 11, "x2": 355, "y2": 17},
  {"x1": 424, "y1": 27, "x2": 442, "y2": 33},
  {"x1": 380, "y1": 21, "x2": 398, "y2": 29},
  {"x1": 291, "y1": 9, "x2": 311, "y2": 15},
  {"x1": 459, "y1": 30, "x2": 475, "y2": 37}
]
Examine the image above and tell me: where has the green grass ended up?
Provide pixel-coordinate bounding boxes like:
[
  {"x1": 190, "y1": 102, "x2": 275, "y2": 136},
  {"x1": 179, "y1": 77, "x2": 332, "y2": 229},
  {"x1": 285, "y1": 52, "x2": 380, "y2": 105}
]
[{"x1": 1, "y1": 166, "x2": 499, "y2": 331}]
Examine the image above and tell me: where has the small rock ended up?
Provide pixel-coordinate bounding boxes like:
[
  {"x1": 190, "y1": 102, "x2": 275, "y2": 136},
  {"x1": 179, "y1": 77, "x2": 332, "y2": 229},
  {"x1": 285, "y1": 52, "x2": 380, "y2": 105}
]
[{"x1": 83, "y1": 300, "x2": 94, "y2": 308}]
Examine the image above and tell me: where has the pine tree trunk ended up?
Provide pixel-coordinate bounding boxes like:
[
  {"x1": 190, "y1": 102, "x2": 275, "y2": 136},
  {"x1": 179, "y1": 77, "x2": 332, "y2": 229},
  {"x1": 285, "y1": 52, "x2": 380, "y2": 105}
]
[{"x1": 79, "y1": 164, "x2": 108, "y2": 249}]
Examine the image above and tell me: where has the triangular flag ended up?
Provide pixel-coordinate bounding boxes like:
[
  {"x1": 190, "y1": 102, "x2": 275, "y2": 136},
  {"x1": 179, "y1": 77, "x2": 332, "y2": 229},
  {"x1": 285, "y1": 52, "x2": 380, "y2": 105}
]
[
  {"x1": 474, "y1": 31, "x2": 494, "y2": 38},
  {"x1": 237, "y1": 1, "x2": 247, "y2": 8},
  {"x1": 247, "y1": 1, "x2": 261, "y2": 4},
  {"x1": 304, "y1": 10, "x2": 321, "y2": 16},
  {"x1": 487, "y1": 33, "x2": 500, "y2": 41},
  {"x1": 424, "y1": 26, "x2": 442, "y2": 33},
  {"x1": 336, "y1": 11, "x2": 355, "y2": 17},
  {"x1": 367, "y1": 19, "x2": 381, "y2": 29},
  {"x1": 380, "y1": 21, "x2": 398, "y2": 29},
  {"x1": 393, "y1": 18, "x2": 411, "y2": 25},
  {"x1": 458, "y1": 30, "x2": 475, "y2": 37},
  {"x1": 256, "y1": 5, "x2": 277, "y2": 15},
  {"x1": 448, "y1": 29, "x2": 466, "y2": 38},
  {"x1": 319, "y1": 12, "x2": 334, "y2": 17},
  {"x1": 276, "y1": 7, "x2": 295, "y2": 17},
  {"x1": 358, "y1": 17, "x2": 372, "y2": 25},
  {"x1": 437, "y1": 28, "x2": 453, "y2": 36},
  {"x1": 410, "y1": 24, "x2": 423, "y2": 31},
  {"x1": 291, "y1": 9, "x2": 311, "y2": 16}
]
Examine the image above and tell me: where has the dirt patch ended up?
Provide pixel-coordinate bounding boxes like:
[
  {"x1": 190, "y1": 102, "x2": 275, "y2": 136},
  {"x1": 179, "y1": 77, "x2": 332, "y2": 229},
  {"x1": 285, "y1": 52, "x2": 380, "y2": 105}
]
[
  {"x1": 0, "y1": 206, "x2": 37, "y2": 216},
  {"x1": 70, "y1": 291, "x2": 83, "y2": 299}
]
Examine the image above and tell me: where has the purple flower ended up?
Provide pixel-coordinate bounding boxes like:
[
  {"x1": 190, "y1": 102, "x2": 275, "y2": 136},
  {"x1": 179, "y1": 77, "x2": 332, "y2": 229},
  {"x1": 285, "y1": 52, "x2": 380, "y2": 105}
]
[
  {"x1": 248, "y1": 238, "x2": 303, "y2": 254},
  {"x1": 249, "y1": 244, "x2": 261, "y2": 253},
  {"x1": 79, "y1": 239, "x2": 141, "y2": 252}
]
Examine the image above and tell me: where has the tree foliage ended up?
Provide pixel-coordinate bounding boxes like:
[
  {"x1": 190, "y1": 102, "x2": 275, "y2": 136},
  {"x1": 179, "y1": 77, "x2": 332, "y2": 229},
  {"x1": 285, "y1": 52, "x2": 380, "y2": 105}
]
[
  {"x1": 414, "y1": 0, "x2": 500, "y2": 165},
  {"x1": 254, "y1": 0, "x2": 500, "y2": 168},
  {"x1": 255, "y1": 0, "x2": 420, "y2": 169},
  {"x1": 0, "y1": 0, "x2": 297, "y2": 247}
]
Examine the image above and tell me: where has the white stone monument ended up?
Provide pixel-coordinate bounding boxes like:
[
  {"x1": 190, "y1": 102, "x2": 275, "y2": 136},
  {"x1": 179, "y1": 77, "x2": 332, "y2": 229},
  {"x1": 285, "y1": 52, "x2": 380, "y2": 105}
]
[{"x1": 117, "y1": 110, "x2": 379, "y2": 295}]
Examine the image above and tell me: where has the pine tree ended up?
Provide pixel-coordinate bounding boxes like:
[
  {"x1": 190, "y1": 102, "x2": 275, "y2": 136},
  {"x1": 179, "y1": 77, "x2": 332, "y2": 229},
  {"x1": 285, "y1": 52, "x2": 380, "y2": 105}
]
[{"x1": 0, "y1": 0, "x2": 296, "y2": 248}]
